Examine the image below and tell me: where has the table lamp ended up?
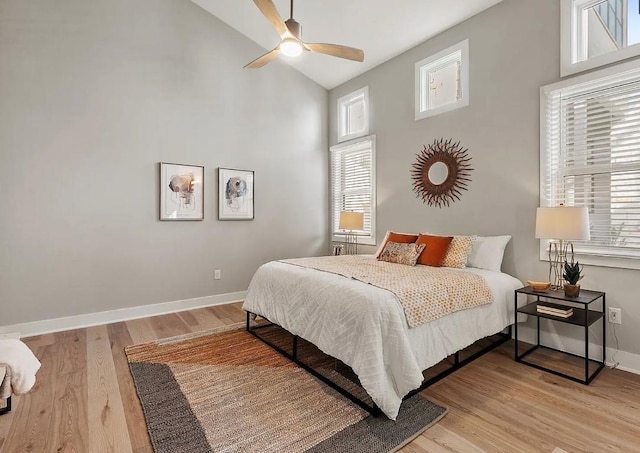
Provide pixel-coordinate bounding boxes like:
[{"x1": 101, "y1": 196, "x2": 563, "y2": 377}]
[
  {"x1": 535, "y1": 205, "x2": 590, "y2": 289},
  {"x1": 339, "y1": 211, "x2": 364, "y2": 255}
]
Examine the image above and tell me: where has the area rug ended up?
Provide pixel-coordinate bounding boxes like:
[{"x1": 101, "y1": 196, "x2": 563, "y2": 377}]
[{"x1": 125, "y1": 324, "x2": 447, "y2": 453}]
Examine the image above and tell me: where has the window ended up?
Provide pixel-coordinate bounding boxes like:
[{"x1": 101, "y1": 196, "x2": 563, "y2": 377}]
[
  {"x1": 415, "y1": 39, "x2": 469, "y2": 120},
  {"x1": 541, "y1": 58, "x2": 640, "y2": 268},
  {"x1": 595, "y1": 0, "x2": 625, "y2": 48},
  {"x1": 337, "y1": 87, "x2": 369, "y2": 142},
  {"x1": 561, "y1": 0, "x2": 640, "y2": 77},
  {"x1": 330, "y1": 136, "x2": 376, "y2": 245}
]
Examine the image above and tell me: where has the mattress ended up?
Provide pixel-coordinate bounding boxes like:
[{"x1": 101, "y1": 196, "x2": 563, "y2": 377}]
[{"x1": 242, "y1": 256, "x2": 523, "y2": 420}]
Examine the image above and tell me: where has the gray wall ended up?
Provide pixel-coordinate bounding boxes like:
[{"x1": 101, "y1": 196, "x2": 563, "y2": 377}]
[
  {"x1": 329, "y1": 0, "x2": 640, "y2": 357},
  {"x1": 0, "y1": 0, "x2": 328, "y2": 325}
]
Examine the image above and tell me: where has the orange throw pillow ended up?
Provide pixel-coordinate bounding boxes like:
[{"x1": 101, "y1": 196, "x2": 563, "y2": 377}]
[
  {"x1": 375, "y1": 231, "x2": 419, "y2": 258},
  {"x1": 415, "y1": 234, "x2": 453, "y2": 267}
]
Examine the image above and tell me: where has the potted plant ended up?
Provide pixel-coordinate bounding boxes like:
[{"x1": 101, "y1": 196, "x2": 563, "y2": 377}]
[{"x1": 563, "y1": 261, "x2": 584, "y2": 297}]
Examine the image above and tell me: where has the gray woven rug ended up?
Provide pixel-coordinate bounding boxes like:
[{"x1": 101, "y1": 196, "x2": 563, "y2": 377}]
[{"x1": 126, "y1": 327, "x2": 447, "y2": 453}]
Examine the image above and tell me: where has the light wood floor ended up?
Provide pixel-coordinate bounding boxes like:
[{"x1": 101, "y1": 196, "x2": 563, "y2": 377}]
[{"x1": 1, "y1": 303, "x2": 639, "y2": 453}]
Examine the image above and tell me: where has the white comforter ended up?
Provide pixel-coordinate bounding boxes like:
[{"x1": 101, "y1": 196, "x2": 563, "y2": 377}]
[{"x1": 242, "y1": 257, "x2": 522, "y2": 420}]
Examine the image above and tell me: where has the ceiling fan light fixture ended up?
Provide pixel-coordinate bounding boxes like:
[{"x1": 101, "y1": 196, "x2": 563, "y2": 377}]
[
  {"x1": 280, "y1": 38, "x2": 303, "y2": 57},
  {"x1": 245, "y1": 0, "x2": 364, "y2": 68}
]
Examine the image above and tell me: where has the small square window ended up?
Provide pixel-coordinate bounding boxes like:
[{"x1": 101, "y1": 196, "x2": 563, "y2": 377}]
[
  {"x1": 337, "y1": 86, "x2": 369, "y2": 143},
  {"x1": 415, "y1": 39, "x2": 469, "y2": 120}
]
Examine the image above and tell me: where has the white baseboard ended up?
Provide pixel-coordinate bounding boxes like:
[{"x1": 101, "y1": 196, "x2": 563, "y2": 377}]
[
  {"x1": 517, "y1": 325, "x2": 640, "y2": 375},
  {"x1": 606, "y1": 348, "x2": 640, "y2": 375},
  {"x1": 0, "y1": 291, "x2": 247, "y2": 338}
]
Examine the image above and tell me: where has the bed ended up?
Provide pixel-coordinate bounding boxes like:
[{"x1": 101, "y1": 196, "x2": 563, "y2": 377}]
[{"x1": 242, "y1": 254, "x2": 523, "y2": 420}]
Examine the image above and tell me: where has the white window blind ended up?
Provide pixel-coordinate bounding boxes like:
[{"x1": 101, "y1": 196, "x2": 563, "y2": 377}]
[
  {"x1": 330, "y1": 136, "x2": 376, "y2": 245},
  {"x1": 542, "y1": 62, "x2": 640, "y2": 260}
]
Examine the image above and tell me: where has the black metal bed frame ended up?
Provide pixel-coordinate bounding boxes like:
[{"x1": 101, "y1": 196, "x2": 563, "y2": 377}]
[{"x1": 246, "y1": 311, "x2": 511, "y2": 416}]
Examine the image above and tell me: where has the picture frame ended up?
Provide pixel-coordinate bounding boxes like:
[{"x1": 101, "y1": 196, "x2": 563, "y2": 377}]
[
  {"x1": 159, "y1": 162, "x2": 204, "y2": 220},
  {"x1": 218, "y1": 168, "x2": 254, "y2": 220}
]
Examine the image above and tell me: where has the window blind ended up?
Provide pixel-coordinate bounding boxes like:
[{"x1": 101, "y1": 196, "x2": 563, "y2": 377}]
[
  {"x1": 543, "y1": 66, "x2": 640, "y2": 258},
  {"x1": 330, "y1": 136, "x2": 375, "y2": 243}
]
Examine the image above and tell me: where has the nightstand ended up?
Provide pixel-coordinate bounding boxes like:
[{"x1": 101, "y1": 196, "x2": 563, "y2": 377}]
[{"x1": 514, "y1": 286, "x2": 605, "y2": 384}]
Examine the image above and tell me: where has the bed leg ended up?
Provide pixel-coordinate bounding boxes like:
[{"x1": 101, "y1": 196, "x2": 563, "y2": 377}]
[
  {"x1": 454, "y1": 351, "x2": 460, "y2": 366},
  {"x1": 246, "y1": 311, "x2": 251, "y2": 331},
  {"x1": 0, "y1": 396, "x2": 10, "y2": 415},
  {"x1": 293, "y1": 335, "x2": 298, "y2": 359}
]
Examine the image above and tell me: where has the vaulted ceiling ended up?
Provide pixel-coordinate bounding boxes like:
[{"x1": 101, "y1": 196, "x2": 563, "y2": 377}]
[{"x1": 192, "y1": 0, "x2": 504, "y2": 89}]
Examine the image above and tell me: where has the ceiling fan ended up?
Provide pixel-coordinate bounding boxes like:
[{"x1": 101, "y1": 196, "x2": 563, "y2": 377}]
[{"x1": 244, "y1": 0, "x2": 365, "y2": 69}]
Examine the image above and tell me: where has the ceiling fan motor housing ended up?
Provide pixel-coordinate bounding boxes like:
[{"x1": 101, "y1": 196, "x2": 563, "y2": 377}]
[{"x1": 285, "y1": 18, "x2": 301, "y2": 40}]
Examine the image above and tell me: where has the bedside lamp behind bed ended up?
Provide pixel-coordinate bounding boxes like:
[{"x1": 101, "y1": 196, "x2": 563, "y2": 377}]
[{"x1": 339, "y1": 211, "x2": 364, "y2": 255}]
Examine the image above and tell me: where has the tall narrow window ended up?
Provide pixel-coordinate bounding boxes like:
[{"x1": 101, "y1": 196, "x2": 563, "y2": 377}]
[
  {"x1": 337, "y1": 87, "x2": 369, "y2": 143},
  {"x1": 415, "y1": 39, "x2": 469, "y2": 120},
  {"x1": 541, "y1": 59, "x2": 640, "y2": 268},
  {"x1": 330, "y1": 136, "x2": 376, "y2": 245}
]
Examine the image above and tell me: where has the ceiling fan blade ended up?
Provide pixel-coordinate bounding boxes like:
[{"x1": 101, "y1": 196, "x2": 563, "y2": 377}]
[
  {"x1": 305, "y1": 43, "x2": 364, "y2": 62},
  {"x1": 244, "y1": 47, "x2": 281, "y2": 69},
  {"x1": 253, "y1": 0, "x2": 288, "y2": 37}
]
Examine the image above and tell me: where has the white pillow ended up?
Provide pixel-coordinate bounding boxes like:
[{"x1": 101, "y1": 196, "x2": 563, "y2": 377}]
[{"x1": 466, "y1": 235, "x2": 511, "y2": 272}]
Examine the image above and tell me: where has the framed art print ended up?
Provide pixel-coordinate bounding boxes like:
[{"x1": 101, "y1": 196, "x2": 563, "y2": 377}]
[
  {"x1": 218, "y1": 168, "x2": 254, "y2": 220},
  {"x1": 159, "y1": 162, "x2": 204, "y2": 220}
]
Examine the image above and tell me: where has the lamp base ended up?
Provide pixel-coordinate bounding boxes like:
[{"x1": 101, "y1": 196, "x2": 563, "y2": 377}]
[
  {"x1": 548, "y1": 240, "x2": 575, "y2": 290},
  {"x1": 343, "y1": 231, "x2": 358, "y2": 255}
]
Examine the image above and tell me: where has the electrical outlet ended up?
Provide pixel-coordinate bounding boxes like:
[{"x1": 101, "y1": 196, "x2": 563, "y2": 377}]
[
  {"x1": 214, "y1": 270, "x2": 221, "y2": 280},
  {"x1": 608, "y1": 307, "x2": 622, "y2": 324}
]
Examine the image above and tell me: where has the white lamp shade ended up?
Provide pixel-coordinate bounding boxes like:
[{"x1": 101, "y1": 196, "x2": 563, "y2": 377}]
[
  {"x1": 535, "y1": 206, "x2": 590, "y2": 240},
  {"x1": 339, "y1": 211, "x2": 364, "y2": 231}
]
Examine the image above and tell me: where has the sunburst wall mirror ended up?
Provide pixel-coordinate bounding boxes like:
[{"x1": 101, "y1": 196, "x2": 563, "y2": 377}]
[{"x1": 411, "y1": 138, "x2": 473, "y2": 208}]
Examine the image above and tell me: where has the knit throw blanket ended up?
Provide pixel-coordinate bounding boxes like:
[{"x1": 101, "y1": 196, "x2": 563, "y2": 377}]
[{"x1": 280, "y1": 255, "x2": 493, "y2": 328}]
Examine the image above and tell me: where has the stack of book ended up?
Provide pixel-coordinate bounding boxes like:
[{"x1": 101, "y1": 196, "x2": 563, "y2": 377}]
[{"x1": 536, "y1": 305, "x2": 573, "y2": 318}]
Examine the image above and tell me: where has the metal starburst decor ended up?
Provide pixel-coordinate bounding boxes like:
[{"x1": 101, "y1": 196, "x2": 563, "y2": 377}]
[{"x1": 411, "y1": 138, "x2": 473, "y2": 208}]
